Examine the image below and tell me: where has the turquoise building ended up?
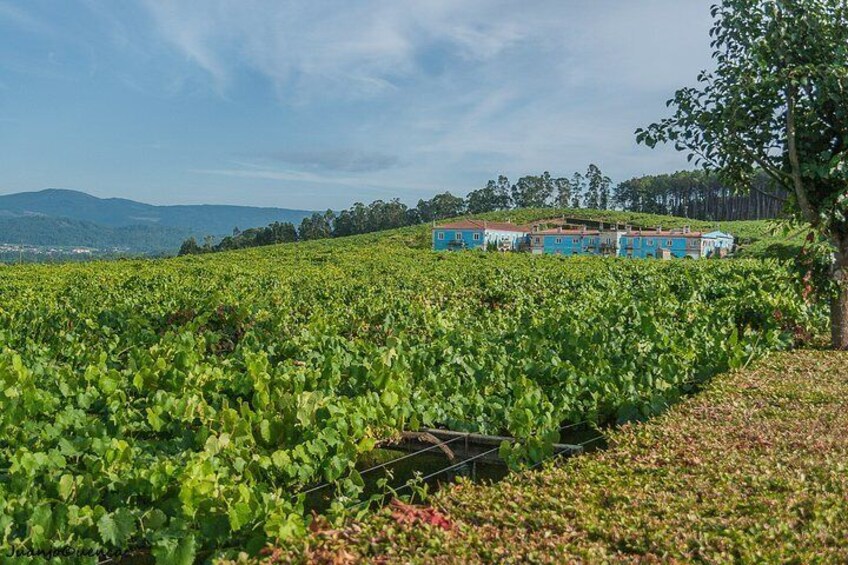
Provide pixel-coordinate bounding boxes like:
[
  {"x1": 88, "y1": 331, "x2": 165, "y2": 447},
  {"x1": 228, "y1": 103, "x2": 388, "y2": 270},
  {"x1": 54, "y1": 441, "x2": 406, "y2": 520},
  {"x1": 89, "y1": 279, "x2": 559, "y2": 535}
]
[
  {"x1": 619, "y1": 227, "x2": 733, "y2": 259},
  {"x1": 432, "y1": 219, "x2": 735, "y2": 259},
  {"x1": 619, "y1": 231, "x2": 699, "y2": 258},
  {"x1": 531, "y1": 225, "x2": 735, "y2": 259},
  {"x1": 529, "y1": 229, "x2": 601, "y2": 255},
  {"x1": 432, "y1": 220, "x2": 528, "y2": 251}
]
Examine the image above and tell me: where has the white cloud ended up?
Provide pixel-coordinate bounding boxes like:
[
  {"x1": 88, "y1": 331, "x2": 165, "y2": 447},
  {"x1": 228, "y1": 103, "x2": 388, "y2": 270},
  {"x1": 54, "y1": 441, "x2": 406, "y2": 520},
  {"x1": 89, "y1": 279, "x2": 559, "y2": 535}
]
[
  {"x1": 140, "y1": 0, "x2": 550, "y2": 98},
  {"x1": 0, "y1": 1, "x2": 718, "y2": 208},
  {"x1": 192, "y1": 162, "x2": 435, "y2": 200}
]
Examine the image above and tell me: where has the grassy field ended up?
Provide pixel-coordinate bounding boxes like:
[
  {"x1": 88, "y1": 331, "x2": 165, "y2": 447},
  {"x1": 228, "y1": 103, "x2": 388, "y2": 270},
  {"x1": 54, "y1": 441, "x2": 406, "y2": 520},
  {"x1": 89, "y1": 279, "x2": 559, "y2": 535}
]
[{"x1": 236, "y1": 349, "x2": 848, "y2": 563}]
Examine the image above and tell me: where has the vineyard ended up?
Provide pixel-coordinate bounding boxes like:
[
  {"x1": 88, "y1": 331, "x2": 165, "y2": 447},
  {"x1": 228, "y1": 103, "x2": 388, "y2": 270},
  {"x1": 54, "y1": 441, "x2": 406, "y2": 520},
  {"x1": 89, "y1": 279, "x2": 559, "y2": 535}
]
[{"x1": 0, "y1": 234, "x2": 819, "y2": 562}]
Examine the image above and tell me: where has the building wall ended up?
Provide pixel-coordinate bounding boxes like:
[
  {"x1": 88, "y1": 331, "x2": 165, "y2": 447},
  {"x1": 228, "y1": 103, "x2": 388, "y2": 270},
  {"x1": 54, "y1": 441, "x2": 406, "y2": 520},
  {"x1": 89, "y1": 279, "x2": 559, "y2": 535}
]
[
  {"x1": 432, "y1": 228, "x2": 485, "y2": 251},
  {"x1": 433, "y1": 228, "x2": 526, "y2": 251},
  {"x1": 484, "y1": 229, "x2": 527, "y2": 250},
  {"x1": 434, "y1": 225, "x2": 733, "y2": 258},
  {"x1": 537, "y1": 234, "x2": 600, "y2": 255},
  {"x1": 619, "y1": 235, "x2": 702, "y2": 259},
  {"x1": 704, "y1": 232, "x2": 735, "y2": 251},
  {"x1": 599, "y1": 231, "x2": 624, "y2": 256}
]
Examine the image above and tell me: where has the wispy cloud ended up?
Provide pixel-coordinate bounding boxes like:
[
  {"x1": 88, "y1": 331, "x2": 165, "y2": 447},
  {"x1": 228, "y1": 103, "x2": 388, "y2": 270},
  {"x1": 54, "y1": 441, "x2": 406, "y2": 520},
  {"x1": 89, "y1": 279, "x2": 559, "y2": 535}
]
[
  {"x1": 140, "y1": 0, "x2": 538, "y2": 99},
  {"x1": 136, "y1": 0, "x2": 713, "y2": 184},
  {"x1": 259, "y1": 149, "x2": 399, "y2": 173},
  {"x1": 0, "y1": 1, "x2": 717, "y2": 208},
  {"x1": 192, "y1": 162, "x2": 433, "y2": 199}
]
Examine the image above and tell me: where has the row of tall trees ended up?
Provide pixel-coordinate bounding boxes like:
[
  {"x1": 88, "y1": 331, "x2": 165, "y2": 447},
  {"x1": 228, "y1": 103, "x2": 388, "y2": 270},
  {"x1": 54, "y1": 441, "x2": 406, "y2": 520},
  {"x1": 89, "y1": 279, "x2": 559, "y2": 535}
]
[
  {"x1": 291, "y1": 165, "x2": 615, "y2": 242},
  {"x1": 461, "y1": 166, "x2": 613, "y2": 212},
  {"x1": 614, "y1": 170, "x2": 787, "y2": 220}
]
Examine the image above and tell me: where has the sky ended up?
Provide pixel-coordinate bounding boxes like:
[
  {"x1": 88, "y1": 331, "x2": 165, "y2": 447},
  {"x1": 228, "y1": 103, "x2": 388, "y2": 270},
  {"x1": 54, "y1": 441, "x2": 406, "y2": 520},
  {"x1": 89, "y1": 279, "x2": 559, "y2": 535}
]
[{"x1": 0, "y1": 1, "x2": 715, "y2": 210}]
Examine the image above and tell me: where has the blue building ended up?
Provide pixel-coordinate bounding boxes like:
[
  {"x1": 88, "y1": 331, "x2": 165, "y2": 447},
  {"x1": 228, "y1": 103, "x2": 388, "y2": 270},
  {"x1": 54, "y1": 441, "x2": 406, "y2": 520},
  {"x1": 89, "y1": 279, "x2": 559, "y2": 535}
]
[
  {"x1": 432, "y1": 220, "x2": 528, "y2": 251},
  {"x1": 529, "y1": 228, "x2": 601, "y2": 256},
  {"x1": 619, "y1": 228, "x2": 721, "y2": 259},
  {"x1": 432, "y1": 219, "x2": 735, "y2": 259}
]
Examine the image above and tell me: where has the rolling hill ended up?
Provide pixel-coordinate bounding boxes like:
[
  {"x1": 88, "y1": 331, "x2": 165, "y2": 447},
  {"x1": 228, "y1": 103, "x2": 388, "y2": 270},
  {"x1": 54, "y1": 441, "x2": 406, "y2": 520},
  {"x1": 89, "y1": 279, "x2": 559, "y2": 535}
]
[
  {"x1": 0, "y1": 188, "x2": 313, "y2": 257},
  {"x1": 0, "y1": 216, "x2": 187, "y2": 252}
]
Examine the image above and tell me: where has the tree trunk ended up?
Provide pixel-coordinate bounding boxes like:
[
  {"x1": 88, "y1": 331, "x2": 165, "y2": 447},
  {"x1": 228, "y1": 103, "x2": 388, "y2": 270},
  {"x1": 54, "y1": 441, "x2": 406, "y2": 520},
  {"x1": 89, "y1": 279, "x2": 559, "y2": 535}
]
[{"x1": 832, "y1": 236, "x2": 848, "y2": 350}]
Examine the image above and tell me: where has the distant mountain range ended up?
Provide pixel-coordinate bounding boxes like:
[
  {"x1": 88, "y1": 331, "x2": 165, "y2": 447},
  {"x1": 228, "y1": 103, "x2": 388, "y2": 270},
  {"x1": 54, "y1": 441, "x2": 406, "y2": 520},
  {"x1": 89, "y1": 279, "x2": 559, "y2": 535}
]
[{"x1": 0, "y1": 189, "x2": 313, "y2": 257}]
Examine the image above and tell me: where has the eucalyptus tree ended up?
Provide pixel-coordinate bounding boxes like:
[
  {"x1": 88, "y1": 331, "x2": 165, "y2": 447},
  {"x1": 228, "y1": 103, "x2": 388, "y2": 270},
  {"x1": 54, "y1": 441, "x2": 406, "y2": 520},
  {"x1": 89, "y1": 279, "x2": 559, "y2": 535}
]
[
  {"x1": 570, "y1": 172, "x2": 585, "y2": 209},
  {"x1": 298, "y1": 210, "x2": 335, "y2": 241},
  {"x1": 416, "y1": 192, "x2": 466, "y2": 222},
  {"x1": 554, "y1": 176, "x2": 572, "y2": 208},
  {"x1": 585, "y1": 164, "x2": 611, "y2": 210},
  {"x1": 466, "y1": 178, "x2": 513, "y2": 213},
  {"x1": 637, "y1": 0, "x2": 848, "y2": 348},
  {"x1": 511, "y1": 174, "x2": 554, "y2": 208}
]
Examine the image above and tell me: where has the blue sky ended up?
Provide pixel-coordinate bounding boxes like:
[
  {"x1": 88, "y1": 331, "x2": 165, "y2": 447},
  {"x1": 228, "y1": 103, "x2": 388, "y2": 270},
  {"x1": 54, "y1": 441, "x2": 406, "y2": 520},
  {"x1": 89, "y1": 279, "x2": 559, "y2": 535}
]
[{"x1": 0, "y1": 1, "x2": 713, "y2": 209}]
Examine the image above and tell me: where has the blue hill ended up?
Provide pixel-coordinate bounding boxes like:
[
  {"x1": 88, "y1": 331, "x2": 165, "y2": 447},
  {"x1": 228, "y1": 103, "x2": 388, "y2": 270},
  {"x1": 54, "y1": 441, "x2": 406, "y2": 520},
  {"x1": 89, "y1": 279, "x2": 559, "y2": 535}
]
[{"x1": 0, "y1": 188, "x2": 314, "y2": 255}]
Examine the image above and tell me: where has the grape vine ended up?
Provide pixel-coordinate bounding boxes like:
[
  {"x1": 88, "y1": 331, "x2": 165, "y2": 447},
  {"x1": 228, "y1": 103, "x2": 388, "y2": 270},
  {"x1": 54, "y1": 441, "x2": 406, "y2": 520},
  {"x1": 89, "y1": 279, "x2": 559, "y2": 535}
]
[{"x1": 0, "y1": 239, "x2": 818, "y2": 562}]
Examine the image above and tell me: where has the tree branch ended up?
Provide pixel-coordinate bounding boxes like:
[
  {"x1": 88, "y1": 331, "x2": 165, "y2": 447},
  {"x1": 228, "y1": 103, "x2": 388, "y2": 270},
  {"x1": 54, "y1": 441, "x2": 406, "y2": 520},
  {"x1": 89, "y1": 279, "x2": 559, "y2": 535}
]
[
  {"x1": 724, "y1": 123, "x2": 793, "y2": 196},
  {"x1": 743, "y1": 149, "x2": 792, "y2": 196},
  {"x1": 786, "y1": 85, "x2": 818, "y2": 225},
  {"x1": 749, "y1": 181, "x2": 788, "y2": 203}
]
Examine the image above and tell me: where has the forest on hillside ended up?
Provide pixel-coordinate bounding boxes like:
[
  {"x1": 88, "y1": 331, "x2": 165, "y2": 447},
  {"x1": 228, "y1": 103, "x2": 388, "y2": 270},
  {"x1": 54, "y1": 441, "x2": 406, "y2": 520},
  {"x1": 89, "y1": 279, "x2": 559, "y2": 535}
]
[{"x1": 615, "y1": 170, "x2": 785, "y2": 220}]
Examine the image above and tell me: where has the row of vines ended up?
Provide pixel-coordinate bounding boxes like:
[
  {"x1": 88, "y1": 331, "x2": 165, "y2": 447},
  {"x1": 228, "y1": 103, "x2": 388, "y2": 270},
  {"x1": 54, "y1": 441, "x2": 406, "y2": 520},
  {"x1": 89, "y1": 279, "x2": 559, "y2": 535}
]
[{"x1": 0, "y1": 238, "x2": 819, "y2": 562}]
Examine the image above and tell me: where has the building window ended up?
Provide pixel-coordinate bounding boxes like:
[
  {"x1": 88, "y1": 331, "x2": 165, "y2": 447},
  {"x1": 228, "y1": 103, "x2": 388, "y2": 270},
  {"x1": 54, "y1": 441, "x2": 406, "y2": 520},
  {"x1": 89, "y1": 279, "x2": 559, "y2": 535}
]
[
  {"x1": 555, "y1": 237, "x2": 562, "y2": 244},
  {"x1": 572, "y1": 238, "x2": 579, "y2": 244},
  {"x1": 473, "y1": 233, "x2": 481, "y2": 241},
  {"x1": 647, "y1": 239, "x2": 654, "y2": 245},
  {"x1": 666, "y1": 239, "x2": 673, "y2": 247},
  {"x1": 437, "y1": 232, "x2": 444, "y2": 240},
  {"x1": 455, "y1": 232, "x2": 462, "y2": 240},
  {"x1": 535, "y1": 237, "x2": 541, "y2": 244}
]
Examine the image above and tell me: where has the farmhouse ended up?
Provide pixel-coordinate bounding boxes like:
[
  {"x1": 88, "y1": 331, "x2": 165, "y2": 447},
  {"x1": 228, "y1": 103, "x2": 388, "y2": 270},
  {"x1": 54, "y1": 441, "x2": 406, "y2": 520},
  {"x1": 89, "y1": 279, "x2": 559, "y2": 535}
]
[
  {"x1": 432, "y1": 219, "x2": 735, "y2": 259},
  {"x1": 431, "y1": 220, "x2": 528, "y2": 251},
  {"x1": 618, "y1": 227, "x2": 735, "y2": 259},
  {"x1": 619, "y1": 228, "x2": 700, "y2": 259},
  {"x1": 529, "y1": 227, "x2": 600, "y2": 256},
  {"x1": 704, "y1": 230, "x2": 735, "y2": 255}
]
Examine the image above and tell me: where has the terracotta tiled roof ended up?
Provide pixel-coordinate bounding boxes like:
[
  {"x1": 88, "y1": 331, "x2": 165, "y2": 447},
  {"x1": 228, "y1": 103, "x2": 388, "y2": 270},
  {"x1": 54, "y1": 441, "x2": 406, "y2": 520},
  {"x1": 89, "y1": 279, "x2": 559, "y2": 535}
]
[
  {"x1": 622, "y1": 231, "x2": 704, "y2": 238},
  {"x1": 434, "y1": 220, "x2": 527, "y2": 232},
  {"x1": 532, "y1": 229, "x2": 601, "y2": 236}
]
